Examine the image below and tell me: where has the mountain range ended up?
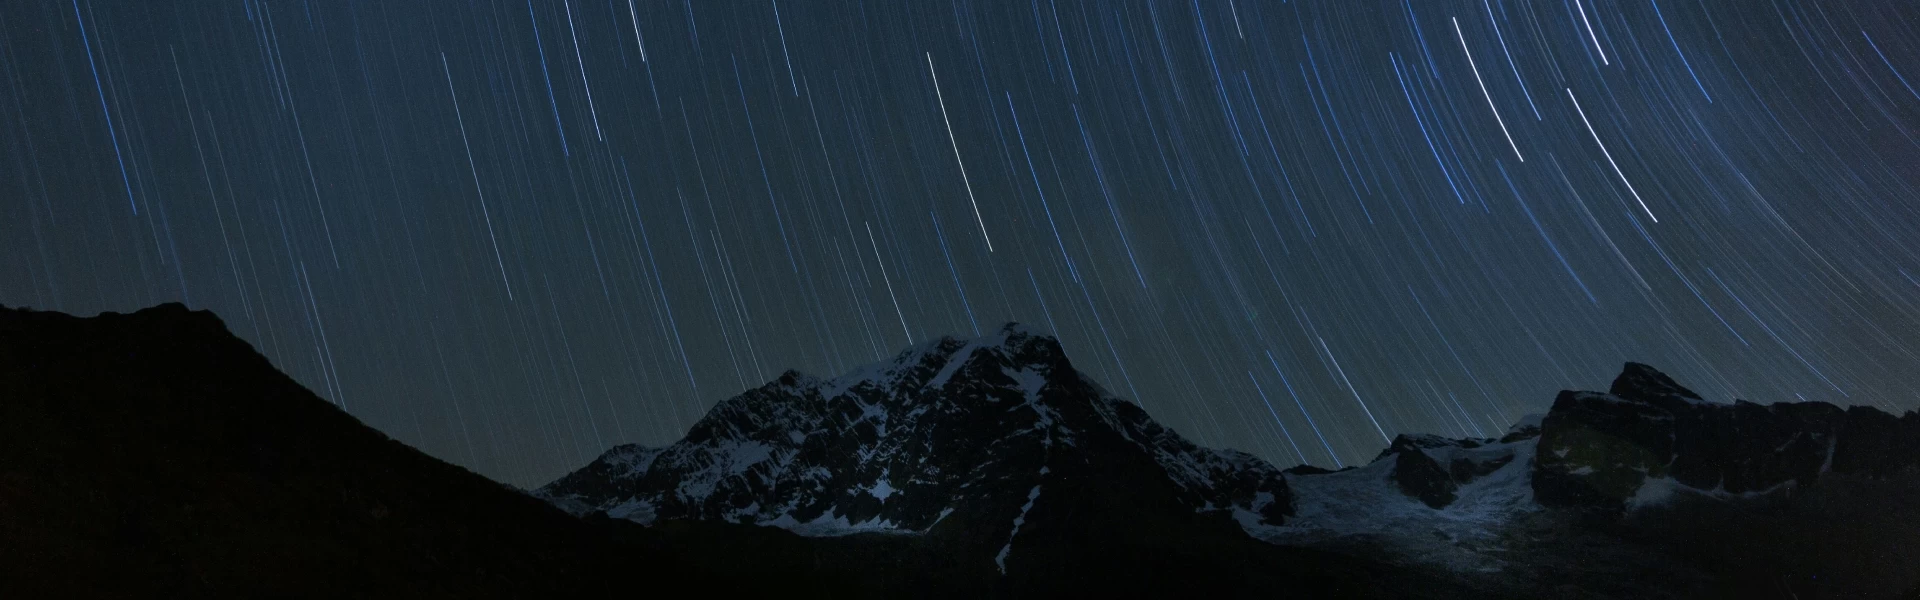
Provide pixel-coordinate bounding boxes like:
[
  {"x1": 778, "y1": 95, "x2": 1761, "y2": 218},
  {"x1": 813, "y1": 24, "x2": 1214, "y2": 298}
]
[{"x1": 6, "y1": 303, "x2": 1920, "y2": 598}]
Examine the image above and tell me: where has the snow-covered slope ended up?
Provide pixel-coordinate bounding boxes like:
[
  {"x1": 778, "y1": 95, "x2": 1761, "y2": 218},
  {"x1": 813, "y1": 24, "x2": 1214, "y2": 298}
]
[{"x1": 1259, "y1": 418, "x2": 1542, "y2": 573}]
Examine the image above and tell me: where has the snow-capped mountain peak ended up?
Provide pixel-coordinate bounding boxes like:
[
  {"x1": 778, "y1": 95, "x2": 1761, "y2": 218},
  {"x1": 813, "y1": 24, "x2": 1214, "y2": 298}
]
[{"x1": 536, "y1": 324, "x2": 1291, "y2": 547}]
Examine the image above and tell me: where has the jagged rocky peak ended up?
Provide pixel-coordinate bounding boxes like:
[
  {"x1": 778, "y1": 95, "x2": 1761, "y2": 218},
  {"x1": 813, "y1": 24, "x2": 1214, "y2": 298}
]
[
  {"x1": 1608, "y1": 361, "x2": 1705, "y2": 405},
  {"x1": 538, "y1": 322, "x2": 1292, "y2": 545},
  {"x1": 1357, "y1": 426, "x2": 1534, "y2": 511},
  {"x1": 538, "y1": 443, "x2": 665, "y2": 518},
  {"x1": 1534, "y1": 362, "x2": 1920, "y2": 511},
  {"x1": 679, "y1": 322, "x2": 1069, "y2": 446},
  {"x1": 1331, "y1": 412, "x2": 1547, "y2": 513}
]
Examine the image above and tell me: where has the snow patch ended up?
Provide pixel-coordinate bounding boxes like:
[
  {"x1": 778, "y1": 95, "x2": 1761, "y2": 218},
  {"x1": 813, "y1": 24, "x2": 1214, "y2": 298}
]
[
  {"x1": 1626, "y1": 474, "x2": 1798, "y2": 510},
  {"x1": 929, "y1": 506, "x2": 957, "y2": 528},
  {"x1": 930, "y1": 334, "x2": 1000, "y2": 389},
  {"x1": 868, "y1": 470, "x2": 898, "y2": 502},
  {"x1": 1626, "y1": 476, "x2": 1679, "y2": 510},
  {"x1": 760, "y1": 508, "x2": 912, "y2": 537},
  {"x1": 995, "y1": 484, "x2": 1044, "y2": 574},
  {"x1": 605, "y1": 497, "x2": 659, "y2": 525}
]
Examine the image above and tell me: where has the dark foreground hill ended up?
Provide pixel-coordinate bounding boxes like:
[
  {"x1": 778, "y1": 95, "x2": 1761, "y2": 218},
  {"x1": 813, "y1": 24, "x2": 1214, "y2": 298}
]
[{"x1": 0, "y1": 303, "x2": 850, "y2": 598}]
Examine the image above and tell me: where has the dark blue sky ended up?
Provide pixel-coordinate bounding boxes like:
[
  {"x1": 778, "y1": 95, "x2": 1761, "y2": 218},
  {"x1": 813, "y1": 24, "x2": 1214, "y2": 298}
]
[{"x1": 3, "y1": 0, "x2": 1917, "y2": 486}]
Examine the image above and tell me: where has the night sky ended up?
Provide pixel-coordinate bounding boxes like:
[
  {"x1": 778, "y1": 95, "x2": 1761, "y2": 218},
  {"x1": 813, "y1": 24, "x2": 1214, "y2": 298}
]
[{"x1": 4, "y1": 0, "x2": 1918, "y2": 487}]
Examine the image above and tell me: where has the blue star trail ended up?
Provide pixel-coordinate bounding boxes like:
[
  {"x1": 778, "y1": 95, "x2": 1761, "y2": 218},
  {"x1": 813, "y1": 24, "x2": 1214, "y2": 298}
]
[{"x1": 2, "y1": 0, "x2": 1917, "y2": 487}]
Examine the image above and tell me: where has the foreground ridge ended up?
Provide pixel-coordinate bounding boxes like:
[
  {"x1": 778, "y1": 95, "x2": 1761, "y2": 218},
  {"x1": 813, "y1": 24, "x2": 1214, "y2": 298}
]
[{"x1": 0, "y1": 303, "x2": 802, "y2": 597}]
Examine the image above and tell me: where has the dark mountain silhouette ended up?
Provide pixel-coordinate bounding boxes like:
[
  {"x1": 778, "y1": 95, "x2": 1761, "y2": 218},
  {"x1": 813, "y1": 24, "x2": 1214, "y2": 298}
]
[{"x1": 9, "y1": 303, "x2": 1920, "y2": 598}]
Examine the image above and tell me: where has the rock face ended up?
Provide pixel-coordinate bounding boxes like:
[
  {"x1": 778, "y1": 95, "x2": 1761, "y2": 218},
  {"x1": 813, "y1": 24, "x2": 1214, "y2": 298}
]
[
  {"x1": 1375, "y1": 434, "x2": 1521, "y2": 509},
  {"x1": 539, "y1": 323, "x2": 1291, "y2": 541},
  {"x1": 1533, "y1": 362, "x2": 1920, "y2": 510}
]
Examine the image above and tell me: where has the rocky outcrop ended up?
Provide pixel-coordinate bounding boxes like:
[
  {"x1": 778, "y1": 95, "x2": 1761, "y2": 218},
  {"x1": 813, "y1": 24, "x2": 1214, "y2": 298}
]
[
  {"x1": 1369, "y1": 433, "x2": 1526, "y2": 510},
  {"x1": 1533, "y1": 362, "x2": 1920, "y2": 510}
]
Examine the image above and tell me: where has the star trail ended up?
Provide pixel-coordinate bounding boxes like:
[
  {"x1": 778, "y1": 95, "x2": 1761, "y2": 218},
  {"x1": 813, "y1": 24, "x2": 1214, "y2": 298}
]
[{"x1": 2, "y1": 0, "x2": 1918, "y2": 487}]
